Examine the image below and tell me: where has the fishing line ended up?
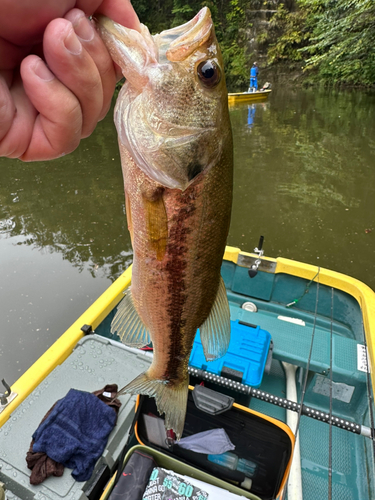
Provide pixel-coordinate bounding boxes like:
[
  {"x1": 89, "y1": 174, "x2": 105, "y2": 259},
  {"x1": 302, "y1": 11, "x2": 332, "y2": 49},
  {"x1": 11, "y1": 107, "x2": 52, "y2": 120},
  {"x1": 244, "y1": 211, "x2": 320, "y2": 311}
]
[
  {"x1": 286, "y1": 269, "x2": 320, "y2": 308},
  {"x1": 328, "y1": 288, "x2": 334, "y2": 500},
  {"x1": 281, "y1": 267, "x2": 320, "y2": 499},
  {"x1": 294, "y1": 268, "x2": 320, "y2": 439}
]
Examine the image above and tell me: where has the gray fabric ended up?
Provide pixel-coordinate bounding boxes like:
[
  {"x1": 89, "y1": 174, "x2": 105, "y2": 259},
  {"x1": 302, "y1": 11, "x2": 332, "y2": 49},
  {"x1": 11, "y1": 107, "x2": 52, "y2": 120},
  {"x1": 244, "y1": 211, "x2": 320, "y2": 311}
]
[{"x1": 177, "y1": 428, "x2": 235, "y2": 454}]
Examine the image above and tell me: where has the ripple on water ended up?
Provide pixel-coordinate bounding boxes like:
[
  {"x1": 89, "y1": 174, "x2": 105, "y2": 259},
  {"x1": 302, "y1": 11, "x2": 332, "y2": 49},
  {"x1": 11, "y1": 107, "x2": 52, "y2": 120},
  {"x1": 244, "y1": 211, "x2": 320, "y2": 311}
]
[{"x1": 0, "y1": 217, "x2": 16, "y2": 234}]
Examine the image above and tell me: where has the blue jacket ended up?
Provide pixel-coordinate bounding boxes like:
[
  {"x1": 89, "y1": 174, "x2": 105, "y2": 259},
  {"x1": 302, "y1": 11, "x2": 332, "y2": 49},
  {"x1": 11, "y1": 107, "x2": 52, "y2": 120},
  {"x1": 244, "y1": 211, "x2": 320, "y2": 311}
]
[{"x1": 250, "y1": 66, "x2": 259, "y2": 78}]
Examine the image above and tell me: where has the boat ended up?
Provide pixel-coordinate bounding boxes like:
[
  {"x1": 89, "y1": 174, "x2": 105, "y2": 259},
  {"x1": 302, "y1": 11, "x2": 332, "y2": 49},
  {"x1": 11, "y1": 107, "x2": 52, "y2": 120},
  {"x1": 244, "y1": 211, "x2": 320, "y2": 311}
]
[
  {"x1": 228, "y1": 89, "x2": 272, "y2": 104},
  {"x1": 1, "y1": 240, "x2": 375, "y2": 500}
]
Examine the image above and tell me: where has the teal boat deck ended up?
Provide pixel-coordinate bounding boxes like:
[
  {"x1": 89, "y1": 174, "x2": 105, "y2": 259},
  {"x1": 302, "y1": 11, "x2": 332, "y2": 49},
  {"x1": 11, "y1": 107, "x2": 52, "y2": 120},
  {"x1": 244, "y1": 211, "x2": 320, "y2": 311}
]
[
  {"x1": 228, "y1": 300, "x2": 371, "y2": 500},
  {"x1": 221, "y1": 261, "x2": 373, "y2": 500}
]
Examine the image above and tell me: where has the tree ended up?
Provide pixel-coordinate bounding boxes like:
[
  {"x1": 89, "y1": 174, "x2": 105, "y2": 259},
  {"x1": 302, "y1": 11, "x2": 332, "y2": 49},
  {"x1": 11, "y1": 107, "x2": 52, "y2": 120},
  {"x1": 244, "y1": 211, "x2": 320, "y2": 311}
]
[{"x1": 301, "y1": 0, "x2": 375, "y2": 85}]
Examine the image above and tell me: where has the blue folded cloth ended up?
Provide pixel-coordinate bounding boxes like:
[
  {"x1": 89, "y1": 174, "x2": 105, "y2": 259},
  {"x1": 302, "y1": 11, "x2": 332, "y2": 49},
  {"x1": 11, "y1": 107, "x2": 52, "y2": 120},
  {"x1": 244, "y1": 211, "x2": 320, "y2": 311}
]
[{"x1": 32, "y1": 388, "x2": 117, "y2": 482}]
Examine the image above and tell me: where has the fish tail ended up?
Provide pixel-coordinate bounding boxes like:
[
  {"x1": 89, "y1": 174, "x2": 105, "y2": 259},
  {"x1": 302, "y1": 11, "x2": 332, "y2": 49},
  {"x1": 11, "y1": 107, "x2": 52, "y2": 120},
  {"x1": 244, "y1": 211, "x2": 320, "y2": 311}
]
[{"x1": 117, "y1": 370, "x2": 189, "y2": 440}]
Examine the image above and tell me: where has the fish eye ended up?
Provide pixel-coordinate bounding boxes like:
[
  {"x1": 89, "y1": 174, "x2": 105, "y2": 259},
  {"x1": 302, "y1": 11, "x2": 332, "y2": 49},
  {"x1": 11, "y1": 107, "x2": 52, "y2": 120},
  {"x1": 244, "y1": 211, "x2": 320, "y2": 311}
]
[{"x1": 197, "y1": 60, "x2": 221, "y2": 88}]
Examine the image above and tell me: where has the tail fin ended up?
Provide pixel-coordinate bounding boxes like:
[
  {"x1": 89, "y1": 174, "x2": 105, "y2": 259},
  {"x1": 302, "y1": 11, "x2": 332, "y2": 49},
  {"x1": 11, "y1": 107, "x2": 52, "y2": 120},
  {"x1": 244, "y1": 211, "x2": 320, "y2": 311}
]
[{"x1": 117, "y1": 370, "x2": 189, "y2": 440}]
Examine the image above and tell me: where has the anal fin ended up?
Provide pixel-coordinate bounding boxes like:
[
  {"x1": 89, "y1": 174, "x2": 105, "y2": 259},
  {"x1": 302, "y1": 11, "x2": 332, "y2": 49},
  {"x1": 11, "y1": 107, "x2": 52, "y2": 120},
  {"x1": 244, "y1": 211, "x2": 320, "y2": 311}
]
[
  {"x1": 110, "y1": 288, "x2": 150, "y2": 348},
  {"x1": 199, "y1": 276, "x2": 231, "y2": 361}
]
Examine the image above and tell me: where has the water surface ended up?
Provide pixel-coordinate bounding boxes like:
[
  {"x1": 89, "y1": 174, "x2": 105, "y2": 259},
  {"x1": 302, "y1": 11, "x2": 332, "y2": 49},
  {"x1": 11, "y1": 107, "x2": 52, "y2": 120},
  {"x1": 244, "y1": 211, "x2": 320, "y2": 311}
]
[
  {"x1": 0, "y1": 86, "x2": 374, "y2": 385},
  {"x1": 228, "y1": 88, "x2": 375, "y2": 283}
]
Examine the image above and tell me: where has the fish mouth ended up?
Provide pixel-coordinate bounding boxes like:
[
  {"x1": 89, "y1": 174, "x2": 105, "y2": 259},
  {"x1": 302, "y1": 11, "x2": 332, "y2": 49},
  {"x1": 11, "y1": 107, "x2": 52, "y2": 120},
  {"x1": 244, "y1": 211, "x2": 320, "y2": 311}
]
[
  {"x1": 96, "y1": 7, "x2": 214, "y2": 92},
  {"x1": 96, "y1": 7, "x2": 213, "y2": 68},
  {"x1": 154, "y1": 7, "x2": 213, "y2": 63}
]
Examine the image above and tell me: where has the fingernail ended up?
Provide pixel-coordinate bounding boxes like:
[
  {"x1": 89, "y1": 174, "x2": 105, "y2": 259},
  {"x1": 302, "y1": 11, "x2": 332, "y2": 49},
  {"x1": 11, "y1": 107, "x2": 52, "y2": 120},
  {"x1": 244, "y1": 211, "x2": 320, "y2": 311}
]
[
  {"x1": 64, "y1": 28, "x2": 82, "y2": 55},
  {"x1": 73, "y1": 16, "x2": 95, "y2": 42},
  {"x1": 34, "y1": 60, "x2": 54, "y2": 81}
]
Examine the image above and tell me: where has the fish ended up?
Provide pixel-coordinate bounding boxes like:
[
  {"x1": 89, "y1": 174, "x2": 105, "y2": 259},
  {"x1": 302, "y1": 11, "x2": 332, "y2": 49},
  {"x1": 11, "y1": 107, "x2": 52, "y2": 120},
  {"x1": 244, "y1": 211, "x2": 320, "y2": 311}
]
[{"x1": 97, "y1": 7, "x2": 233, "y2": 439}]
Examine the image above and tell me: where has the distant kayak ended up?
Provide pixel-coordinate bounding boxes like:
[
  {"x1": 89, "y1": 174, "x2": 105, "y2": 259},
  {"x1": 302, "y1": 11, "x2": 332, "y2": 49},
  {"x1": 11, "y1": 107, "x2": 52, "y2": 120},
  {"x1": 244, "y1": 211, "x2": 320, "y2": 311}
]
[{"x1": 228, "y1": 89, "x2": 271, "y2": 104}]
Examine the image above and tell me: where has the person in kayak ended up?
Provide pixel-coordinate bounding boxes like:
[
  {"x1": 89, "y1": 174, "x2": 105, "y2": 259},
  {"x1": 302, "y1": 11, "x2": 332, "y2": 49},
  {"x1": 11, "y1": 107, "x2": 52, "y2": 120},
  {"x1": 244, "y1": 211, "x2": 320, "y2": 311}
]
[{"x1": 249, "y1": 62, "x2": 259, "y2": 92}]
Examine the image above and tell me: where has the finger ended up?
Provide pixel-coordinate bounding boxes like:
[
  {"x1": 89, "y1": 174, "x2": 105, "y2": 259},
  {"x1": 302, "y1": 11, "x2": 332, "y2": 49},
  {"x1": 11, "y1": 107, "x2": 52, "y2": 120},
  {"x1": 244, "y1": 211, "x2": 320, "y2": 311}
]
[
  {"x1": 65, "y1": 9, "x2": 116, "y2": 120},
  {"x1": 74, "y1": 0, "x2": 102, "y2": 16},
  {"x1": 19, "y1": 56, "x2": 83, "y2": 161},
  {"x1": 0, "y1": 73, "x2": 16, "y2": 142},
  {"x1": 0, "y1": 0, "x2": 76, "y2": 46},
  {"x1": 0, "y1": 73, "x2": 36, "y2": 159},
  {"x1": 96, "y1": 0, "x2": 141, "y2": 31},
  {"x1": 43, "y1": 18, "x2": 103, "y2": 138}
]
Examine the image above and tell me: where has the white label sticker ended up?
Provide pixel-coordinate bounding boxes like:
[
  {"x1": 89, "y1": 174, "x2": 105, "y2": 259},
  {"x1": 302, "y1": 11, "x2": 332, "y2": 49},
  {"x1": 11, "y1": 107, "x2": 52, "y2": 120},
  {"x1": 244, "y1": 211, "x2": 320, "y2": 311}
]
[
  {"x1": 102, "y1": 391, "x2": 112, "y2": 398},
  {"x1": 357, "y1": 344, "x2": 371, "y2": 373}
]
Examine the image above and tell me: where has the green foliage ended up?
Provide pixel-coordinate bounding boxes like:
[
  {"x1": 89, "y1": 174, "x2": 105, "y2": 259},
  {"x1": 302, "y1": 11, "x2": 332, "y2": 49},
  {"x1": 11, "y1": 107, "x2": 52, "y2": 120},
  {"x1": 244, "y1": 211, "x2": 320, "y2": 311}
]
[
  {"x1": 171, "y1": 0, "x2": 199, "y2": 26},
  {"x1": 219, "y1": 0, "x2": 252, "y2": 89},
  {"x1": 267, "y1": 0, "x2": 375, "y2": 86},
  {"x1": 131, "y1": 0, "x2": 174, "y2": 33},
  {"x1": 266, "y1": 4, "x2": 310, "y2": 64},
  {"x1": 301, "y1": 0, "x2": 375, "y2": 85}
]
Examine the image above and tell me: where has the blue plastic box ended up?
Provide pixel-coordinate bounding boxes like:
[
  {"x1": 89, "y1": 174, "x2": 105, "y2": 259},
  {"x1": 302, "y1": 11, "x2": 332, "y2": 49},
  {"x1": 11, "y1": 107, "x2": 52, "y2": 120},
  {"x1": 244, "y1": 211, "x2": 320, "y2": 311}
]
[{"x1": 189, "y1": 320, "x2": 271, "y2": 388}]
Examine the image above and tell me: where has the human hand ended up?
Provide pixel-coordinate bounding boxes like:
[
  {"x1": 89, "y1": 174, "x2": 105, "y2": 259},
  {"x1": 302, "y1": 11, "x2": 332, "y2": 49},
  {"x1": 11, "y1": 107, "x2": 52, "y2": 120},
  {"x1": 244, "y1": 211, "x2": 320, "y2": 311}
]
[{"x1": 0, "y1": 0, "x2": 140, "y2": 161}]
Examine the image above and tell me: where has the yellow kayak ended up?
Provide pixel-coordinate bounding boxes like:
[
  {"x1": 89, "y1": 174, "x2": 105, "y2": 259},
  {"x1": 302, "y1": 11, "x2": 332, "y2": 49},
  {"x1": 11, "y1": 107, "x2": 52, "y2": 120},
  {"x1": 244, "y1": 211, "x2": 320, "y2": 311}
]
[{"x1": 228, "y1": 89, "x2": 272, "y2": 104}]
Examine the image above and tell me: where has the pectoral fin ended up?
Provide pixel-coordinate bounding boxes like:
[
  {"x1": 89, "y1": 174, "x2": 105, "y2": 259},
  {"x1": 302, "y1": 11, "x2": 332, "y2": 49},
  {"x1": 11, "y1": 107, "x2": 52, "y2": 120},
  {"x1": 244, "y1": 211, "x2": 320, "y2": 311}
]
[
  {"x1": 143, "y1": 192, "x2": 168, "y2": 261},
  {"x1": 111, "y1": 288, "x2": 150, "y2": 348},
  {"x1": 199, "y1": 277, "x2": 231, "y2": 361}
]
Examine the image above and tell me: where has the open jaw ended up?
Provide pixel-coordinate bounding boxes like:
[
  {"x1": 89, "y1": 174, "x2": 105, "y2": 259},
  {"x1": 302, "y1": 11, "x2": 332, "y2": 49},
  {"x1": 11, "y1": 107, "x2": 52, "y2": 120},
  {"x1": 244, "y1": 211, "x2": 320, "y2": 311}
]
[
  {"x1": 96, "y1": 8, "x2": 213, "y2": 86},
  {"x1": 154, "y1": 7, "x2": 213, "y2": 63}
]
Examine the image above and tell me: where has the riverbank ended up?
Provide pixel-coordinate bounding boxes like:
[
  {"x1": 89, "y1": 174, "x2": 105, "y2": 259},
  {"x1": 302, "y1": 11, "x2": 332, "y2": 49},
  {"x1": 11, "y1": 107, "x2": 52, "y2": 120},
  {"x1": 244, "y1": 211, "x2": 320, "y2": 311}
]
[{"x1": 230, "y1": 63, "x2": 375, "y2": 94}]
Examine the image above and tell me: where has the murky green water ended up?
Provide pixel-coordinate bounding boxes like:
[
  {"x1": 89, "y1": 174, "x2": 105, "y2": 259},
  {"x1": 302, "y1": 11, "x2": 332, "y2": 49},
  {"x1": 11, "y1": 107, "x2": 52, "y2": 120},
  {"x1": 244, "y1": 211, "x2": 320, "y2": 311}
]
[
  {"x1": 228, "y1": 87, "x2": 375, "y2": 278},
  {"x1": 1, "y1": 87, "x2": 374, "y2": 384}
]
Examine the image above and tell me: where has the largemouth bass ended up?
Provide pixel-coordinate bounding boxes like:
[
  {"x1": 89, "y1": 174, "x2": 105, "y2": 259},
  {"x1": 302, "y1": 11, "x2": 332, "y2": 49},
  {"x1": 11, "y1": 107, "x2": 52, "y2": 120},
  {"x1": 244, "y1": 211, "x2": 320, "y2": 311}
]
[{"x1": 97, "y1": 7, "x2": 233, "y2": 439}]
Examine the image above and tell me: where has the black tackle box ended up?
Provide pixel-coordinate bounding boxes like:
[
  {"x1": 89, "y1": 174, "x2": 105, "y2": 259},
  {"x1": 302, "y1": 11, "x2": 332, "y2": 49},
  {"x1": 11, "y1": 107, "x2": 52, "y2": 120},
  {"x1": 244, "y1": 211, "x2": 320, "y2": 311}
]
[{"x1": 129, "y1": 384, "x2": 294, "y2": 500}]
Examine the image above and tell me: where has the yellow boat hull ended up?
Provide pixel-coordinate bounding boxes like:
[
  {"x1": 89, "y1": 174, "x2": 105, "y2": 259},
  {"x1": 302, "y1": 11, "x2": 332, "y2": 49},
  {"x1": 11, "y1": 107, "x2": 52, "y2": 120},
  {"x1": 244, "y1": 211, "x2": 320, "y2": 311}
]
[{"x1": 228, "y1": 89, "x2": 271, "y2": 104}]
